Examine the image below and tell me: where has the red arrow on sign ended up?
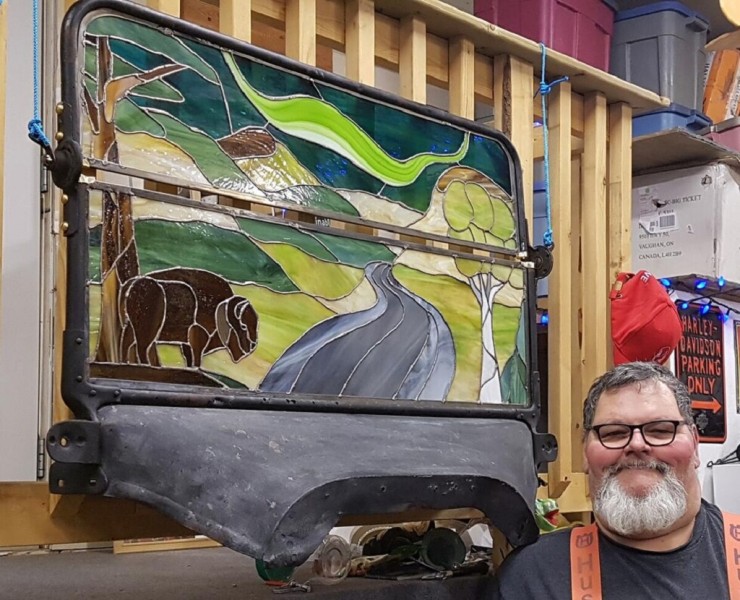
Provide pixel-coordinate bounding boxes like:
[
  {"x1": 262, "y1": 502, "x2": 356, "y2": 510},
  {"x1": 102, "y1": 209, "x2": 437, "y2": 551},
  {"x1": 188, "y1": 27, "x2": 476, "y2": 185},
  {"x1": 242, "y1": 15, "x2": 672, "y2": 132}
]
[{"x1": 692, "y1": 397, "x2": 722, "y2": 414}]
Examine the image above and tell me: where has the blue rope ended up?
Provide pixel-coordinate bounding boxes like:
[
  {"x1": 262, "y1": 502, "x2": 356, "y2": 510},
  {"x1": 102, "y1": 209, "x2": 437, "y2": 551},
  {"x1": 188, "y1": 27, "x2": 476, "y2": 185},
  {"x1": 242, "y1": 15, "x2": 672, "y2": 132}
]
[
  {"x1": 535, "y1": 43, "x2": 568, "y2": 250},
  {"x1": 28, "y1": 0, "x2": 52, "y2": 152}
]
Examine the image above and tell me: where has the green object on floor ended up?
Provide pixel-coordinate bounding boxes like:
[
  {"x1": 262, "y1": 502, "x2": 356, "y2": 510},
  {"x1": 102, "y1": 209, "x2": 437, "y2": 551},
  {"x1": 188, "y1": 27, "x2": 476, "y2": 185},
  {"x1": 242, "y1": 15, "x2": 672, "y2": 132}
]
[
  {"x1": 419, "y1": 528, "x2": 466, "y2": 570},
  {"x1": 255, "y1": 558, "x2": 296, "y2": 582}
]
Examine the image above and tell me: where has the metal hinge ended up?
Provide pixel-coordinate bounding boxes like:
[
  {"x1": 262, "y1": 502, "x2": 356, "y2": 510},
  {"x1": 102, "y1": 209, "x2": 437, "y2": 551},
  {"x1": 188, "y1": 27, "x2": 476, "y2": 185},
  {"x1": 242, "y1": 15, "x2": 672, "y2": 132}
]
[
  {"x1": 37, "y1": 436, "x2": 47, "y2": 479},
  {"x1": 40, "y1": 162, "x2": 49, "y2": 194}
]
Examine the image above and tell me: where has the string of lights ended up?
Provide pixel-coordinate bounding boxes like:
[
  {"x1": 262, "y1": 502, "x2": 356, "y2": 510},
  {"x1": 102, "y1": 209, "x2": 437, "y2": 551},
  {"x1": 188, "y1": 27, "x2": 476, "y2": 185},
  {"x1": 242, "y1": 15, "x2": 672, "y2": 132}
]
[
  {"x1": 537, "y1": 275, "x2": 740, "y2": 328},
  {"x1": 661, "y1": 276, "x2": 740, "y2": 323}
]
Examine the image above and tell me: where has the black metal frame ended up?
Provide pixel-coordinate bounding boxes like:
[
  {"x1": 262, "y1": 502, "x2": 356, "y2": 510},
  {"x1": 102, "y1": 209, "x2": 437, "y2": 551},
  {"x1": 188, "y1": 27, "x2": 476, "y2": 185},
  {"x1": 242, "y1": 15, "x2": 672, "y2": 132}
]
[
  {"x1": 59, "y1": 0, "x2": 545, "y2": 428},
  {"x1": 48, "y1": 0, "x2": 558, "y2": 565}
]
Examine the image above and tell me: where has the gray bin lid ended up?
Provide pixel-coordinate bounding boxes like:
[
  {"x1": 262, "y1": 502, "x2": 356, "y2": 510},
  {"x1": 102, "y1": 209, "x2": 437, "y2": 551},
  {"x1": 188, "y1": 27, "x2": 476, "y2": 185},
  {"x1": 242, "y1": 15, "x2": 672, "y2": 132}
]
[
  {"x1": 697, "y1": 117, "x2": 740, "y2": 136},
  {"x1": 713, "y1": 117, "x2": 740, "y2": 133},
  {"x1": 614, "y1": 1, "x2": 709, "y2": 26}
]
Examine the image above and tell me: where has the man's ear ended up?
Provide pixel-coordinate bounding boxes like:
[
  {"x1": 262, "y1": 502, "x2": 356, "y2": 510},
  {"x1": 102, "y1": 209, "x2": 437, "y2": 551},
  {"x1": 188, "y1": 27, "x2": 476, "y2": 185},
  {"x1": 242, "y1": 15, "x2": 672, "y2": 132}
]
[
  {"x1": 691, "y1": 424, "x2": 700, "y2": 468},
  {"x1": 582, "y1": 439, "x2": 590, "y2": 474}
]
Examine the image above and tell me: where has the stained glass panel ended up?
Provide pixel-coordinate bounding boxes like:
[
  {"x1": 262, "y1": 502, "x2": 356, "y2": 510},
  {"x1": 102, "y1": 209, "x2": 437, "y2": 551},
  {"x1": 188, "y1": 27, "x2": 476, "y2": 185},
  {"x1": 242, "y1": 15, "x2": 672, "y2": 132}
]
[
  {"x1": 79, "y1": 13, "x2": 520, "y2": 251},
  {"x1": 87, "y1": 187, "x2": 529, "y2": 405}
]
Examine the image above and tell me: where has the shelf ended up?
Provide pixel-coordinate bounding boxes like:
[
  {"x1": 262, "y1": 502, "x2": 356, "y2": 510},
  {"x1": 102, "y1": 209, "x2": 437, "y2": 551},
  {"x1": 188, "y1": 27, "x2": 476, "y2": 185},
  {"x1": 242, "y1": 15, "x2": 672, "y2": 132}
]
[{"x1": 632, "y1": 129, "x2": 740, "y2": 175}]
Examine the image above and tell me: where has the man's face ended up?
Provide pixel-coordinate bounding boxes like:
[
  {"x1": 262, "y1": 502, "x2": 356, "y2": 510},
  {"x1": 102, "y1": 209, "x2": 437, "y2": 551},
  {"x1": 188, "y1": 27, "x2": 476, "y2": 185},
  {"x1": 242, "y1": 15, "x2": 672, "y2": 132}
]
[{"x1": 584, "y1": 381, "x2": 700, "y2": 532}]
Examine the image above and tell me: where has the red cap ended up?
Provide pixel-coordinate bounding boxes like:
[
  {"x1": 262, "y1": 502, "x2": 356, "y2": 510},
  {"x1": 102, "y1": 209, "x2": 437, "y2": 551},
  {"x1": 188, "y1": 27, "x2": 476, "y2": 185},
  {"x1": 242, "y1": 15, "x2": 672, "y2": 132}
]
[{"x1": 610, "y1": 271, "x2": 682, "y2": 365}]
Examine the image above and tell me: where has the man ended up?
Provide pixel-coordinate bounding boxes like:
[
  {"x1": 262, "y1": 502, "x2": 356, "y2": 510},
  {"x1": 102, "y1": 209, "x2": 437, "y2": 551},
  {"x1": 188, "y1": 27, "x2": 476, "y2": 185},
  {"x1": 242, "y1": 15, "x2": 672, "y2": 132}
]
[{"x1": 494, "y1": 361, "x2": 733, "y2": 599}]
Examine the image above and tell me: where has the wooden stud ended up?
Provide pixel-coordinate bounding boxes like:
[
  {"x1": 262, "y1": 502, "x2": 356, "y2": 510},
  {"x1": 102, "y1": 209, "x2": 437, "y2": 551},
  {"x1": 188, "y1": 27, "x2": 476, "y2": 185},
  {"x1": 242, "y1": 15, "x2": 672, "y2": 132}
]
[
  {"x1": 539, "y1": 472, "x2": 591, "y2": 513},
  {"x1": 607, "y1": 102, "x2": 632, "y2": 283},
  {"x1": 113, "y1": 536, "x2": 220, "y2": 554},
  {"x1": 554, "y1": 473, "x2": 591, "y2": 513},
  {"x1": 493, "y1": 55, "x2": 534, "y2": 239},
  {"x1": 150, "y1": 0, "x2": 181, "y2": 17},
  {"x1": 490, "y1": 525, "x2": 513, "y2": 569},
  {"x1": 317, "y1": 0, "x2": 345, "y2": 48},
  {"x1": 570, "y1": 154, "x2": 583, "y2": 453},
  {"x1": 181, "y1": 0, "x2": 219, "y2": 30},
  {"x1": 533, "y1": 128, "x2": 583, "y2": 159},
  {"x1": 474, "y1": 53, "x2": 494, "y2": 106},
  {"x1": 342, "y1": 0, "x2": 375, "y2": 234},
  {"x1": 220, "y1": 0, "x2": 252, "y2": 41},
  {"x1": 338, "y1": 507, "x2": 484, "y2": 526},
  {"x1": 1, "y1": 483, "x2": 192, "y2": 547},
  {"x1": 425, "y1": 32, "x2": 449, "y2": 89},
  {"x1": 396, "y1": 15, "x2": 427, "y2": 245},
  {"x1": 580, "y1": 92, "x2": 609, "y2": 399},
  {"x1": 607, "y1": 103, "x2": 632, "y2": 367},
  {"x1": 534, "y1": 93, "x2": 585, "y2": 137},
  {"x1": 345, "y1": 0, "x2": 375, "y2": 85},
  {"x1": 399, "y1": 15, "x2": 426, "y2": 104},
  {"x1": 252, "y1": 0, "x2": 286, "y2": 26},
  {"x1": 546, "y1": 82, "x2": 574, "y2": 489},
  {"x1": 375, "y1": 13, "x2": 399, "y2": 71},
  {"x1": 286, "y1": 0, "x2": 316, "y2": 65},
  {"x1": 448, "y1": 36, "x2": 475, "y2": 119}
]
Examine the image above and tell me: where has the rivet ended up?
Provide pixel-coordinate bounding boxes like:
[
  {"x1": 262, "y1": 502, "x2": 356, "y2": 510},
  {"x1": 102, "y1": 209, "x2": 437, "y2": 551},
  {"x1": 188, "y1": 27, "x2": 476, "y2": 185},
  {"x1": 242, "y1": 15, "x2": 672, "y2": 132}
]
[
  {"x1": 55, "y1": 131, "x2": 64, "y2": 141},
  {"x1": 62, "y1": 222, "x2": 69, "y2": 232},
  {"x1": 61, "y1": 194, "x2": 69, "y2": 204},
  {"x1": 56, "y1": 103, "x2": 64, "y2": 115}
]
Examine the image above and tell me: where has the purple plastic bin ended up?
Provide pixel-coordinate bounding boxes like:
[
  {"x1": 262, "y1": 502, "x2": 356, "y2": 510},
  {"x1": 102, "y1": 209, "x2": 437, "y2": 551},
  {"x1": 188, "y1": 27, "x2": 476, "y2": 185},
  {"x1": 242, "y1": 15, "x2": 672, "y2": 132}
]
[
  {"x1": 702, "y1": 117, "x2": 740, "y2": 153},
  {"x1": 474, "y1": 0, "x2": 616, "y2": 70}
]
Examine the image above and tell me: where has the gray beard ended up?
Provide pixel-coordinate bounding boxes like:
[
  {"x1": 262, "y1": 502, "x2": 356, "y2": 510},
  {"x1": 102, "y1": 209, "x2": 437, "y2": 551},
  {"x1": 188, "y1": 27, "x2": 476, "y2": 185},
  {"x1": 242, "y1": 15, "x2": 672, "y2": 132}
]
[{"x1": 593, "y1": 459, "x2": 688, "y2": 536}]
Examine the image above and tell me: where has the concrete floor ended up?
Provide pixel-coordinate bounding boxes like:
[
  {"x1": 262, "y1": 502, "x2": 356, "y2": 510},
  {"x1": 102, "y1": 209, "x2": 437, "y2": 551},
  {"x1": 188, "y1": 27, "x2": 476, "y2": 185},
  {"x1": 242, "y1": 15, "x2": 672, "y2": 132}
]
[{"x1": 0, "y1": 547, "x2": 495, "y2": 600}]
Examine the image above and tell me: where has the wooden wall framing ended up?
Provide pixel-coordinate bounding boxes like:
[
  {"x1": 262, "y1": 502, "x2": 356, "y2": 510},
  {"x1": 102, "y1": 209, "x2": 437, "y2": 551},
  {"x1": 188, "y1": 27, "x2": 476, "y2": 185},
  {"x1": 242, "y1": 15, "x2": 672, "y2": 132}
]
[{"x1": 0, "y1": 0, "x2": 669, "y2": 548}]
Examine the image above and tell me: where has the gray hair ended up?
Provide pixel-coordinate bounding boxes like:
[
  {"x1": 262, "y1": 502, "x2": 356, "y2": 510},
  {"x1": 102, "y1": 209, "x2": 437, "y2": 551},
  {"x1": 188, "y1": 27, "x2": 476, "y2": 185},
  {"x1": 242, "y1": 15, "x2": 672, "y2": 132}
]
[{"x1": 583, "y1": 362, "x2": 694, "y2": 437}]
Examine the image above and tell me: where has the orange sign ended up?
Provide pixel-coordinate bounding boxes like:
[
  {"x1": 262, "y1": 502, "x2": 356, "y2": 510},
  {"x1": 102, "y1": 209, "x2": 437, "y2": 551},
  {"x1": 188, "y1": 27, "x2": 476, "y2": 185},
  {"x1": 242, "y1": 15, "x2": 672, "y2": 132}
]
[{"x1": 675, "y1": 308, "x2": 726, "y2": 443}]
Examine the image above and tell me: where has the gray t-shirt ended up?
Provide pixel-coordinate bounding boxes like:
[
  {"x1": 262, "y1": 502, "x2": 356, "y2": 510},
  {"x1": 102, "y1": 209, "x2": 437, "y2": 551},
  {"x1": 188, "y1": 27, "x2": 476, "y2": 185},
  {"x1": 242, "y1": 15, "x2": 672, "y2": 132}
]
[{"x1": 493, "y1": 500, "x2": 729, "y2": 599}]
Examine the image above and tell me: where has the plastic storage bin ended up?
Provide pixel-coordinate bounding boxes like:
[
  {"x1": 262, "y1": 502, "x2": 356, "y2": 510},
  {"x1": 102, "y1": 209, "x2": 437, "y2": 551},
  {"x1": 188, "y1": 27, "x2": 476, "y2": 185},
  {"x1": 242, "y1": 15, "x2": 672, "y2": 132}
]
[
  {"x1": 474, "y1": 0, "x2": 616, "y2": 71},
  {"x1": 610, "y1": 2, "x2": 709, "y2": 110},
  {"x1": 632, "y1": 103, "x2": 711, "y2": 138},
  {"x1": 701, "y1": 117, "x2": 740, "y2": 153},
  {"x1": 703, "y1": 50, "x2": 740, "y2": 123}
]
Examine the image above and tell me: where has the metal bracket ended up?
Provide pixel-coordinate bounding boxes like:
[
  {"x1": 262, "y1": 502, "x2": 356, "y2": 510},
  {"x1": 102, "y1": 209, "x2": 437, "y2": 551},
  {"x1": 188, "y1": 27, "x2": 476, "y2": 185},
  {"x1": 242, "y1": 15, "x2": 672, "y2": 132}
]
[
  {"x1": 47, "y1": 420, "x2": 101, "y2": 464},
  {"x1": 49, "y1": 139, "x2": 83, "y2": 194},
  {"x1": 49, "y1": 462, "x2": 108, "y2": 494},
  {"x1": 528, "y1": 245, "x2": 554, "y2": 280},
  {"x1": 532, "y1": 432, "x2": 558, "y2": 470},
  {"x1": 47, "y1": 421, "x2": 107, "y2": 495}
]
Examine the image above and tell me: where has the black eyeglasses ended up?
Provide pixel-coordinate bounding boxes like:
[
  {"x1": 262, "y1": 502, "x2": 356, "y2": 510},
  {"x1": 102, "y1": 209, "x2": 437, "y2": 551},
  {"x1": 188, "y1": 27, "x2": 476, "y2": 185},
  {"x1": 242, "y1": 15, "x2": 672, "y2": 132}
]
[{"x1": 589, "y1": 420, "x2": 686, "y2": 449}]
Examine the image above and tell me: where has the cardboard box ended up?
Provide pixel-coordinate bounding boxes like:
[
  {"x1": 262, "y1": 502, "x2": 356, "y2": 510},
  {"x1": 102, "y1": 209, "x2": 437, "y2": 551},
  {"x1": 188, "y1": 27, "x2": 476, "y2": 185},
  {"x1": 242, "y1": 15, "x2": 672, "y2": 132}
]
[
  {"x1": 632, "y1": 163, "x2": 740, "y2": 281},
  {"x1": 703, "y1": 50, "x2": 740, "y2": 122}
]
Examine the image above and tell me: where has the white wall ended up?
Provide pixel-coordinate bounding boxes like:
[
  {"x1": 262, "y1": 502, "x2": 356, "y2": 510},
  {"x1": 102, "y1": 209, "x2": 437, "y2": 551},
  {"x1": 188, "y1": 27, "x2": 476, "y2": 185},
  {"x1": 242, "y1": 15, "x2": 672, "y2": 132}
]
[
  {"x1": 670, "y1": 291, "x2": 740, "y2": 510},
  {"x1": 0, "y1": 0, "x2": 41, "y2": 481}
]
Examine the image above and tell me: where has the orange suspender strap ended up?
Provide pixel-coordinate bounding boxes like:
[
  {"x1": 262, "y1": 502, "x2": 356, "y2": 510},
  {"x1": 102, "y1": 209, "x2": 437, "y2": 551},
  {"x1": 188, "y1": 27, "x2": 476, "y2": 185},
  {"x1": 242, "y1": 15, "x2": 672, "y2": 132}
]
[
  {"x1": 570, "y1": 513, "x2": 740, "y2": 599},
  {"x1": 570, "y1": 523, "x2": 603, "y2": 600},
  {"x1": 724, "y1": 511, "x2": 740, "y2": 600}
]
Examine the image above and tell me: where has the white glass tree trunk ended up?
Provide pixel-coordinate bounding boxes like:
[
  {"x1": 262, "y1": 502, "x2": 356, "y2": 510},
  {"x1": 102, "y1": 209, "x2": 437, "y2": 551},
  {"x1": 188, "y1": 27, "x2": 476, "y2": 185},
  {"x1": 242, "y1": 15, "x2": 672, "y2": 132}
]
[{"x1": 470, "y1": 273, "x2": 503, "y2": 403}]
